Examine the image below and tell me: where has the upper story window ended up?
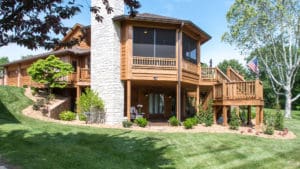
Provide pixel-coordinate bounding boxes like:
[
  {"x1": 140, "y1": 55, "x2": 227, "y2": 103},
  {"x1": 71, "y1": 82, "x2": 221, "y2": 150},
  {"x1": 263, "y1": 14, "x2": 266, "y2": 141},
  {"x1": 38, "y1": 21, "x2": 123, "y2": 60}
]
[
  {"x1": 182, "y1": 33, "x2": 197, "y2": 64},
  {"x1": 133, "y1": 27, "x2": 176, "y2": 58}
]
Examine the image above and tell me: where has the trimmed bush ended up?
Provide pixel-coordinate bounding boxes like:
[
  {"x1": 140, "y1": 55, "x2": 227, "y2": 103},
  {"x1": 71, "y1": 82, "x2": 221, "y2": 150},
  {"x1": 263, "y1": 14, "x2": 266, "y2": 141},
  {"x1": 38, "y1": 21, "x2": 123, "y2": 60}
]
[
  {"x1": 229, "y1": 108, "x2": 241, "y2": 130},
  {"x1": 264, "y1": 110, "x2": 275, "y2": 135},
  {"x1": 275, "y1": 111, "x2": 284, "y2": 131},
  {"x1": 78, "y1": 113, "x2": 87, "y2": 121},
  {"x1": 169, "y1": 116, "x2": 180, "y2": 126},
  {"x1": 122, "y1": 120, "x2": 133, "y2": 128},
  {"x1": 264, "y1": 125, "x2": 274, "y2": 135},
  {"x1": 134, "y1": 117, "x2": 148, "y2": 127},
  {"x1": 191, "y1": 116, "x2": 199, "y2": 126},
  {"x1": 32, "y1": 99, "x2": 45, "y2": 111},
  {"x1": 59, "y1": 111, "x2": 76, "y2": 121},
  {"x1": 183, "y1": 118, "x2": 194, "y2": 129}
]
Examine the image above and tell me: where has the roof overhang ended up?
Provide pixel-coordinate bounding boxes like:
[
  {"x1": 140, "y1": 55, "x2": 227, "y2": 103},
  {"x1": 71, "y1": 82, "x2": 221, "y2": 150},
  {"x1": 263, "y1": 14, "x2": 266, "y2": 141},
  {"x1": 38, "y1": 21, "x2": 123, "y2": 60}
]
[
  {"x1": 2, "y1": 48, "x2": 90, "y2": 67},
  {"x1": 113, "y1": 14, "x2": 212, "y2": 44}
]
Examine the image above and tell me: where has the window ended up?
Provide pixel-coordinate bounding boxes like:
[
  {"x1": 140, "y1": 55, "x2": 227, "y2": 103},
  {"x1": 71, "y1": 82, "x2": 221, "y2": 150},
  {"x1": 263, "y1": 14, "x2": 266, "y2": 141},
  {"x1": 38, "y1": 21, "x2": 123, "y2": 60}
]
[
  {"x1": 148, "y1": 93, "x2": 164, "y2": 114},
  {"x1": 133, "y1": 27, "x2": 176, "y2": 58},
  {"x1": 72, "y1": 61, "x2": 77, "y2": 72},
  {"x1": 155, "y1": 29, "x2": 176, "y2": 57},
  {"x1": 182, "y1": 33, "x2": 197, "y2": 64},
  {"x1": 133, "y1": 27, "x2": 154, "y2": 57}
]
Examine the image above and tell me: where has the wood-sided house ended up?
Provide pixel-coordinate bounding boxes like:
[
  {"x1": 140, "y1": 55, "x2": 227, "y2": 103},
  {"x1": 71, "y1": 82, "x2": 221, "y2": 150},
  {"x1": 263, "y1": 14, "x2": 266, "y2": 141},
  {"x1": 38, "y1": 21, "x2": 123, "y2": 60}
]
[{"x1": 1, "y1": 12, "x2": 264, "y2": 126}]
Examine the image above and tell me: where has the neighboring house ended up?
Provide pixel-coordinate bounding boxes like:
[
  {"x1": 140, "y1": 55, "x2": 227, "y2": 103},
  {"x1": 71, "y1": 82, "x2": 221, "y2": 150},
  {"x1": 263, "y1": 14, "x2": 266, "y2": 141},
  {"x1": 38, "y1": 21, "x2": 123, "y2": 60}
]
[{"x1": 2, "y1": 0, "x2": 264, "y2": 126}]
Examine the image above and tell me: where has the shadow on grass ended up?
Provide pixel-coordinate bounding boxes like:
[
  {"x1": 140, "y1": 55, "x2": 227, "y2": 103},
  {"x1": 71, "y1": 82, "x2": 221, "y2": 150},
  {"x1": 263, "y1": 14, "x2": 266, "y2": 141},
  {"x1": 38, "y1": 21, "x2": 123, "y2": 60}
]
[
  {"x1": 0, "y1": 100, "x2": 19, "y2": 124},
  {"x1": 0, "y1": 130, "x2": 174, "y2": 169}
]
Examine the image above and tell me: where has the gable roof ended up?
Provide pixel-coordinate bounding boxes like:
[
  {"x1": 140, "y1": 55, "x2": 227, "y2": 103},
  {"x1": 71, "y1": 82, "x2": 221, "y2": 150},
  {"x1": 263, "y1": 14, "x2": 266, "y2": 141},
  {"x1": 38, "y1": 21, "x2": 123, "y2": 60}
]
[
  {"x1": 113, "y1": 13, "x2": 211, "y2": 44},
  {"x1": 2, "y1": 48, "x2": 90, "y2": 67}
]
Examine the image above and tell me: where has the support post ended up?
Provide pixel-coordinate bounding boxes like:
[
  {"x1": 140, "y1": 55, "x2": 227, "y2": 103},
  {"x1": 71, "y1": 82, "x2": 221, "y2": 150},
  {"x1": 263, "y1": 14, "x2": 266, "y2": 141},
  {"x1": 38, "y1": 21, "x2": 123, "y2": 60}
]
[
  {"x1": 259, "y1": 106, "x2": 264, "y2": 124},
  {"x1": 17, "y1": 64, "x2": 21, "y2": 87},
  {"x1": 196, "y1": 85, "x2": 199, "y2": 113},
  {"x1": 255, "y1": 106, "x2": 261, "y2": 128},
  {"x1": 76, "y1": 86, "x2": 81, "y2": 113},
  {"x1": 222, "y1": 106, "x2": 228, "y2": 126},
  {"x1": 127, "y1": 80, "x2": 131, "y2": 121},
  {"x1": 247, "y1": 106, "x2": 251, "y2": 125},
  {"x1": 176, "y1": 83, "x2": 181, "y2": 121},
  {"x1": 213, "y1": 106, "x2": 217, "y2": 124}
]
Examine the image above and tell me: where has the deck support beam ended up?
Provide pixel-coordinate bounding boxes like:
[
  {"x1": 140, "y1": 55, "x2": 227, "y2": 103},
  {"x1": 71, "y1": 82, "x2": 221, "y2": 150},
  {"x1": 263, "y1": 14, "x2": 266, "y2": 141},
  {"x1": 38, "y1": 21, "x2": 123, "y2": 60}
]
[
  {"x1": 127, "y1": 80, "x2": 131, "y2": 121},
  {"x1": 222, "y1": 106, "x2": 228, "y2": 126},
  {"x1": 176, "y1": 83, "x2": 181, "y2": 121},
  {"x1": 255, "y1": 106, "x2": 263, "y2": 128},
  {"x1": 213, "y1": 106, "x2": 217, "y2": 124},
  {"x1": 196, "y1": 85, "x2": 199, "y2": 113},
  {"x1": 76, "y1": 86, "x2": 81, "y2": 113},
  {"x1": 247, "y1": 106, "x2": 251, "y2": 125}
]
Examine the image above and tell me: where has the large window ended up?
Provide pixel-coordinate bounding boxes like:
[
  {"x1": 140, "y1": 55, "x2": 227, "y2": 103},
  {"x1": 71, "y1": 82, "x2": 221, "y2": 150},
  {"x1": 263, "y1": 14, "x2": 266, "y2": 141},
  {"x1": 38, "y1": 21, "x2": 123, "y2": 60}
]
[
  {"x1": 133, "y1": 27, "x2": 176, "y2": 58},
  {"x1": 182, "y1": 33, "x2": 197, "y2": 64},
  {"x1": 148, "y1": 93, "x2": 164, "y2": 114}
]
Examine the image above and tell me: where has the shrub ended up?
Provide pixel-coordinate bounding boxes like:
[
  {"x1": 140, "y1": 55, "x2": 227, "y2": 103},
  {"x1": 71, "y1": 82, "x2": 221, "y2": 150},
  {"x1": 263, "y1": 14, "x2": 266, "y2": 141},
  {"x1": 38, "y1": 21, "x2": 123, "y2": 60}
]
[
  {"x1": 78, "y1": 113, "x2": 87, "y2": 121},
  {"x1": 197, "y1": 99, "x2": 214, "y2": 126},
  {"x1": 122, "y1": 120, "x2": 133, "y2": 128},
  {"x1": 169, "y1": 116, "x2": 180, "y2": 126},
  {"x1": 32, "y1": 99, "x2": 45, "y2": 111},
  {"x1": 134, "y1": 117, "x2": 148, "y2": 127},
  {"x1": 229, "y1": 108, "x2": 241, "y2": 130},
  {"x1": 183, "y1": 118, "x2": 194, "y2": 129},
  {"x1": 59, "y1": 111, "x2": 76, "y2": 121},
  {"x1": 275, "y1": 111, "x2": 284, "y2": 131},
  {"x1": 191, "y1": 116, "x2": 199, "y2": 126},
  {"x1": 77, "y1": 88, "x2": 104, "y2": 113},
  {"x1": 264, "y1": 125, "x2": 274, "y2": 135},
  {"x1": 264, "y1": 110, "x2": 275, "y2": 135}
]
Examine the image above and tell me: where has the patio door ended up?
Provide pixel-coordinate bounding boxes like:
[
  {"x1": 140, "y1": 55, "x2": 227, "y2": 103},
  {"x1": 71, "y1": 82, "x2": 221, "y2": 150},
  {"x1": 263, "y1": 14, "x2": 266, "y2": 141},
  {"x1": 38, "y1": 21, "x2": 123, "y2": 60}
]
[{"x1": 148, "y1": 93, "x2": 164, "y2": 115}]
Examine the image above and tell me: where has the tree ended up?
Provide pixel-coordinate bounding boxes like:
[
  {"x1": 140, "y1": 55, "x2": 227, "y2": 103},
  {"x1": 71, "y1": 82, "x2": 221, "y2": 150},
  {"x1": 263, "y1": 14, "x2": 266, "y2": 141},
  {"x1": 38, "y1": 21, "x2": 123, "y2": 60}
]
[
  {"x1": 223, "y1": 0, "x2": 300, "y2": 118},
  {"x1": 0, "y1": 56, "x2": 9, "y2": 78},
  {"x1": 27, "y1": 55, "x2": 73, "y2": 94},
  {"x1": 0, "y1": 0, "x2": 140, "y2": 50},
  {"x1": 76, "y1": 88, "x2": 104, "y2": 113},
  {"x1": 217, "y1": 59, "x2": 248, "y2": 78}
]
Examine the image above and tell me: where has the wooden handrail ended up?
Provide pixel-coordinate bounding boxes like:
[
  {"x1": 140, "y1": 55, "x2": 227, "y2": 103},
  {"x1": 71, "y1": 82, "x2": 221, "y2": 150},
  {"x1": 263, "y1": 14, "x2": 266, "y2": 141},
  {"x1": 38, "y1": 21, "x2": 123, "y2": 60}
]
[
  {"x1": 79, "y1": 68, "x2": 90, "y2": 81},
  {"x1": 226, "y1": 67, "x2": 245, "y2": 82},
  {"x1": 215, "y1": 68, "x2": 231, "y2": 83},
  {"x1": 182, "y1": 60, "x2": 198, "y2": 74},
  {"x1": 215, "y1": 80, "x2": 263, "y2": 100},
  {"x1": 201, "y1": 67, "x2": 216, "y2": 80},
  {"x1": 132, "y1": 56, "x2": 176, "y2": 70}
]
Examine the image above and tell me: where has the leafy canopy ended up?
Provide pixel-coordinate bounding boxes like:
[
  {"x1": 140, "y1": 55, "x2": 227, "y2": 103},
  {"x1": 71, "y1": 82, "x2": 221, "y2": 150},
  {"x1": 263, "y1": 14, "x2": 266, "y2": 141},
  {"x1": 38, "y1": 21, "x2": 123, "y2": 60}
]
[
  {"x1": 27, "y1": 55, "x2": 73, "y2": 89},
  {"x1": 0, "y1": 0, "x2": 140, "y2": 50},
  {"x1": 217, "y1": 59, "x2": 247, "y2": 77}
]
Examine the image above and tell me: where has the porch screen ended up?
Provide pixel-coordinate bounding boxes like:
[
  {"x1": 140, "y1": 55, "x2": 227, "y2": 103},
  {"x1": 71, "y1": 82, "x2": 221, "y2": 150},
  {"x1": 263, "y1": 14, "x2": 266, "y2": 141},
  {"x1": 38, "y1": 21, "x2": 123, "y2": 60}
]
[
  {"x1": 148, "y1": 93, "x2": 164, "y2": 114},
  {"x1": 133, "y1": 27, "x2": 175, "y2": 58},
  {"x1": 182, "y1": 33, "x2": 197, "y2": 64}
]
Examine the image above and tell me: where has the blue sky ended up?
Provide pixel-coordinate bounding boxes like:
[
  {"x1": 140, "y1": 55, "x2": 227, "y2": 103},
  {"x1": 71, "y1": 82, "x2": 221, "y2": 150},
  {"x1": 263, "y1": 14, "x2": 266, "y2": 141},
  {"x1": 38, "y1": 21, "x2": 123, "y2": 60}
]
[{"x1": 0, "y1": 0, "x2": 246, "y2": 66}]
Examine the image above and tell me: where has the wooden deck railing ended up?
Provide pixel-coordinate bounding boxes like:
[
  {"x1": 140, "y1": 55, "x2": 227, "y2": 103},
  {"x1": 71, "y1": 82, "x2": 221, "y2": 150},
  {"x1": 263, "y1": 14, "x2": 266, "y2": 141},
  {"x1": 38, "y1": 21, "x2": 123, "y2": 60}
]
[
  {"x1": 79, "y1": 68, "x2": 90, "y2": 82},
  {"x1": 201, "y1": 67, "x2": 231, "y2": 82},
  {"x1": 182, "y1": 60, "x2": 198, "y2": 74},
  {"x1": 132, "y1": 56, "x2": 176, "y2": 70},
  {"x1": 215, "y1": 80, "x2": 263, "y2": 100},
  {"x1": 201, "y1": 67, "x2": 216, "y2": 80},
  {"x1": 226, "y1": 67, "x2": 245, "y2": 82}
]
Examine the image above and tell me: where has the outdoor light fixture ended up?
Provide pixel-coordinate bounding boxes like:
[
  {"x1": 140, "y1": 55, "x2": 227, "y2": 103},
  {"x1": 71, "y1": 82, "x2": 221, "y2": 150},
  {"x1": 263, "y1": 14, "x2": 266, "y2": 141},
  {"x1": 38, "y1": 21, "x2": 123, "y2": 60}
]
[{"x1": 153, "y1": 76, "x2": 158, "y2": 80}]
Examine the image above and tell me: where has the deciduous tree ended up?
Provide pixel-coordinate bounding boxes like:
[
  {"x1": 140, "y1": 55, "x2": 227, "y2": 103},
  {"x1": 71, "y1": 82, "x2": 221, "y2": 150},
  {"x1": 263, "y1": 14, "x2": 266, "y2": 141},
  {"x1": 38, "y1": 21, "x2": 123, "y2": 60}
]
[
  {"x1": 27, "y1": 55, "x2": 73, "y2": 94},
  {"x1": 0, "y1": 0, "x2": 140, "y2": 49},
  {"x1": 223, "y1": 0, "x2": 300, "y2": 118}
]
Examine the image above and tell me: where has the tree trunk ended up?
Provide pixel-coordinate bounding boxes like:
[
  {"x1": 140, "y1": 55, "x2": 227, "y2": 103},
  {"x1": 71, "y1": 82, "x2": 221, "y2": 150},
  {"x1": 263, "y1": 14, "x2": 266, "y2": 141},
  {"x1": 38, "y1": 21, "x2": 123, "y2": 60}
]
[{"x1": 285, "y1": 91, "x2": 292, "y2": 118}]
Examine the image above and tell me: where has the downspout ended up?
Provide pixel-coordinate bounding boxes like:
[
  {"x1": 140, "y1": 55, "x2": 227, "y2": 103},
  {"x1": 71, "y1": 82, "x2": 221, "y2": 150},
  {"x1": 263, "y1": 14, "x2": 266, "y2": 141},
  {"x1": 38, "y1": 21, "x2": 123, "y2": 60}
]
[{"x1": 177, "y1": 22, "x2": 184, "y2": 121}]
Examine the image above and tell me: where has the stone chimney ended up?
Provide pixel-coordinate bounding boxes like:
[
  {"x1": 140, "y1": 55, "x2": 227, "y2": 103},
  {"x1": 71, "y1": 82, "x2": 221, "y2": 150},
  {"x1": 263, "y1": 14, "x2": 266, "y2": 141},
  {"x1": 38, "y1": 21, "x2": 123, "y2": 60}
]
[{"x1": 91, "y1": 0, "x2": 125, "y2": 124}]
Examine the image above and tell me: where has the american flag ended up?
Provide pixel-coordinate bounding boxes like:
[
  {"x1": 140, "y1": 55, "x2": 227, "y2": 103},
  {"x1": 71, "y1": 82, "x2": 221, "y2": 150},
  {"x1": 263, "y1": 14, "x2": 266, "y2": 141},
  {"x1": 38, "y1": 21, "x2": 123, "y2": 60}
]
[{"x1": 247, "y1": 57, "x2": 259, "y2": 74}]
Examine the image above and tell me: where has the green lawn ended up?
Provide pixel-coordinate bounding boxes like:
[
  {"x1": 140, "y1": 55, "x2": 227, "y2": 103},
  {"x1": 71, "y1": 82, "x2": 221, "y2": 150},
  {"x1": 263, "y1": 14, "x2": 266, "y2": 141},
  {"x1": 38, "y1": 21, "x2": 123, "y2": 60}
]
[{"x1": 0, "y1": 86, "x2": 300, "y2": 169}]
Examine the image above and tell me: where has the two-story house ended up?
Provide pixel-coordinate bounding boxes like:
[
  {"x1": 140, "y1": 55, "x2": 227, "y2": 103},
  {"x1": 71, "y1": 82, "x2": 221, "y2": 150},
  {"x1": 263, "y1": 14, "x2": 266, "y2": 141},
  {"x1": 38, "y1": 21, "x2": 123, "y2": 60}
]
[{"x1": 2, "y1": 0, "x2": 264, "y2": 126}]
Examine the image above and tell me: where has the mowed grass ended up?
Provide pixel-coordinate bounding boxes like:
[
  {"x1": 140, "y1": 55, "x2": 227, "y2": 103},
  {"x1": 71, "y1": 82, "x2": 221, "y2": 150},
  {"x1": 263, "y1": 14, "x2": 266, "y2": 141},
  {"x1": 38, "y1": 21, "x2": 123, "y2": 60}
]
[{"x1": 0, "y1": 86, "x2": 300, "y2": 169}]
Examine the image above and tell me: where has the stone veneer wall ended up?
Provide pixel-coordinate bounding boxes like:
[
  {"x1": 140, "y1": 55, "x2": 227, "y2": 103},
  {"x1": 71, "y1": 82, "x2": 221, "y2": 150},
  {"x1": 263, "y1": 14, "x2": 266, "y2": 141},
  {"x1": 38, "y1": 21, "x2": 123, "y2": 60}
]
[
  {"x1": 48, "y1": 97, "x2": 71, "y2": 119},
  {"x1": 91, "y1": 0, "x2": 125, "y2": 124}
]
